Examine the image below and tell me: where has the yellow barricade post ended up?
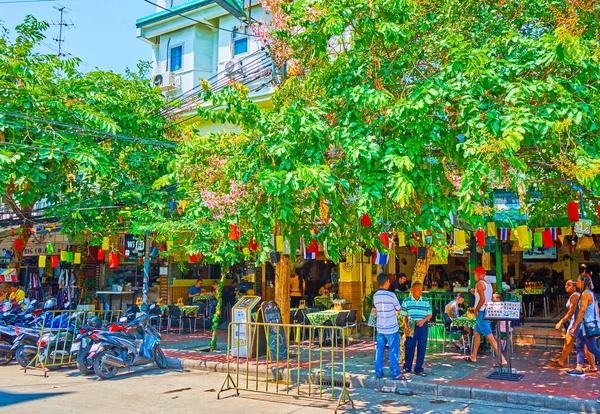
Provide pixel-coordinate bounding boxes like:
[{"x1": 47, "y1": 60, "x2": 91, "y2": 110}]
[
  {"x1": 219, "y1": 321, "x2": 354, "y2": 413},
  {"x1": 25, "y1": 310, "x2": 123, "y2": 376}
]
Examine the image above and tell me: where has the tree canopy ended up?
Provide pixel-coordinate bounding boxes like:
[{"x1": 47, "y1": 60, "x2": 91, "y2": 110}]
[
  {"x1": 149, "y1": 0, "x2": 600, "y2": 267},
  {"x1": 0, "y1": 16, "x2": 176, "y2": 267}
]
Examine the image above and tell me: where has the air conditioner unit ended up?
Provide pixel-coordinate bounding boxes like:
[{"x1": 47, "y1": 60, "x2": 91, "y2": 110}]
[
  {"x1": 153, "y1": 72, "x2": 180, "y2": 92},
  {"x1": 224, "y1": 60, "x2": 243, "y2": 77}
]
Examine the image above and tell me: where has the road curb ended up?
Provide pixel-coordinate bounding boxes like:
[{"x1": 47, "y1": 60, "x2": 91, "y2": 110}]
[{"x1": 167, "y1": 355, "x2": 599, "y2": 413}]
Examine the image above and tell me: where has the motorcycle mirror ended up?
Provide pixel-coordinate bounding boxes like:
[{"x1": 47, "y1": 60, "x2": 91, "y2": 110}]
[
  {"x1": 149, "y1": 304, "x2": 156, "y2": 310},
  {"x1": 119, "y1": 316, "x2": 128, "y2": 323}
]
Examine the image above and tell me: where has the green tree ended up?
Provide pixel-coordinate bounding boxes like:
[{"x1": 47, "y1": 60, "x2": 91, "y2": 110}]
[
  {"x1": 0, "y1": 16, "x2": 176, "y2": 270},
  {"x1": 142, "y1": 0, "x2": 600, "y2": 336}
]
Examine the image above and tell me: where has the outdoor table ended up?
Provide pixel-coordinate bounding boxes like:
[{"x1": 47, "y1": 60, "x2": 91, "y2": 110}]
[
  {"x1": 159, "y1": 305, "x2": 200, "y2": 317},
  {"x1": 313, "y1": 296, "x2": 333, "y2": 309},
  {"x1": 451, "y1": 316, "x2": 477, "y2": 329},
  {"x1": 96, "y1": 291, "x2": 135, "y2": 312},
  {"x1": 192, "y1": 293, "x2": 215, "y2": 316},
  {"x1": 307, "y1": 309, "x2": 348, "y2": 326},
  {"x1": 510, "y1": 288, "x2": 544, "y2": 302}
]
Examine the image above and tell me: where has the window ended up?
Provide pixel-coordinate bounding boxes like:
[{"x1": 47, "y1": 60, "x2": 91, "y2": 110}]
[
  {"x1": 232, "y1": 27, "x2": 248, "y2": 56},
  {"x1": 170, "y1": 45, "x2": 183, "y2": 72}
]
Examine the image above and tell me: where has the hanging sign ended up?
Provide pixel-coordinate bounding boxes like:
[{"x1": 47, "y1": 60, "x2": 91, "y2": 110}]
[
  {"x1": 0, "y1": 268, "x2": 17, "y2": 283},
  {"x1": 123, "y1": 234, "x2": 141, "y2": 258}
]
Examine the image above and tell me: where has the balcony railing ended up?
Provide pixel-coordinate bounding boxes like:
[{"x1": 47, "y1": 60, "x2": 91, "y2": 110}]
[{"x1": 158, "y1": 49, "x2": 275, "y2": 120}]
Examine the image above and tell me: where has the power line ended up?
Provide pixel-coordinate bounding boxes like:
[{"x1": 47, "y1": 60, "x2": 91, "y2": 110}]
[
  {"x1": 0, "y1": 0, "x2": 54, "y2": 3},
  {"x1": 142, "y1": 0, "x2": 260, "y2": 37},
  {"x1": 0, "y1": 110, "x2": 178, "y2": 148}
]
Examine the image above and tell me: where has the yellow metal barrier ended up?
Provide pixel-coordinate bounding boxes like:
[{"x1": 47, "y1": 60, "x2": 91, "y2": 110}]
[
  {"x1": 218, "y1": 321, "x2": 354, "y2": 413},
  {"x1": 25, "y1": 310, "x2": 123, "y2": 376}
]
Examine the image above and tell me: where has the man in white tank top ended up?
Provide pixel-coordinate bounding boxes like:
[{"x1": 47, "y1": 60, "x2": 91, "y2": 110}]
[{"x1": 464, "y1": 266, "x2": 506, "y2": 365}]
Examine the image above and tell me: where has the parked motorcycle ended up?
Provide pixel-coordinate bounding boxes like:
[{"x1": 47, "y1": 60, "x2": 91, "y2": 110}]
[
  {"x1": 73, "y1": 317, "x2": 128, "y2": 375},
  {"x1": 91, "y1": 307, "x2": 167, "y2": 380}
]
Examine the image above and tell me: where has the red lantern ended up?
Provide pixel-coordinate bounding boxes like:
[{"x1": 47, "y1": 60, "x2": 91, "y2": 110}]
[
  {"x1": 51, "y1": 255, "x2": 59, "y2": 268},
  {"x1": 542, "y1": 230, "x2": 553, "y2": 248},
  {"x1": 249, "y1": 236, "x2": 258, "y2": 251},
  {"x1": 308, "y1": 238, "x2": 319, "y2": 254},
  {"x1": 410, "y1": 245, "x2": 418, "y2": 254},
  {"x1": 475, "y1": 230, "x2": 485, "y2": 247},
  {"x1": 567, "y1": 202, "x2": 579, "y2": 222},
  {"x1": 97, "y1": 249, "x2": 105, "y2": 261},
  {"x1": 189, "y1": 254, "x2": 198, "y2": 263},
  {"x1": 108, "y1": 252, "x2": 119, "y2": 268},
  {"x1": 597, "y1": 203, "x2": 600, "y2": 222},
  {"x1": 14, "y1": 238, "x2": 23, "y2": 251},
  {"x1": 379, "y1": 232, "x2": 390, "y2": 247},
  {"x1": 159, "y1": 246, "x2": 166, "y2": 252},
  {"x1": 361, "y1": 213, "x2": 372, "y2": 227},
  {"x1": 228, "y1": 224, "x2": 240, "y2": 241}
]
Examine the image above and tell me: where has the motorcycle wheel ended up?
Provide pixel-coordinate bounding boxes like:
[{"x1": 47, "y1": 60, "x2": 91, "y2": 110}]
[
  {"x1": 154, "y1": 346, "x2": 168, "y2": 369},
  {"x1": 0, "y1": 340, "x2": 13, "y2": 365},
  {"x1": 93, "y1": 349, "x2": 119, "y2": 380},
  {"x1": 76, "y1": 346, "x2": 94, "y2": 375},
  {"x1": 15, "y1": 345, "x2": 38, "y2": 368}
]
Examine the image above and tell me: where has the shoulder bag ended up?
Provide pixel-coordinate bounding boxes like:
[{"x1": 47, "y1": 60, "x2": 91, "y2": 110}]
[{"x1": 583, "y1": 291, "x2": 600, "y2": 337}]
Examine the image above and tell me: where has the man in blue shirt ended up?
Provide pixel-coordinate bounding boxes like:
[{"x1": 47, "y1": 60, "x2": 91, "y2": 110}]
[
  {"x1": 401, "y1": 282, "x2": 432, "y2": 376},
  {"x1": 373, "y1": 272, "x2": 406, "y2": 380},
  {"x1": 188, "y1": 279, "x2": 204, "y2": 305}
]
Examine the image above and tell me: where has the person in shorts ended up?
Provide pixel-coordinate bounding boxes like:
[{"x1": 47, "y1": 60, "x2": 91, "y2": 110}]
[{"x1": 464, "y1": 267, "x2": 506, "y2": 366}]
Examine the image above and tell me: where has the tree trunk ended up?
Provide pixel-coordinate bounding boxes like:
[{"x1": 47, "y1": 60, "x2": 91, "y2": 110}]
[
  {"x1": 9, "y1": 226, "x2": 32, "y2": 274},
  {"x1": 274, "y1": 255, "x2": 290, "y2": 324},
  {"x1": 209, "y1": 270, "x2": 228, "y2": 351},
  {"x1": 411, "y1": 246, "x2": 433, "y2": 285}
]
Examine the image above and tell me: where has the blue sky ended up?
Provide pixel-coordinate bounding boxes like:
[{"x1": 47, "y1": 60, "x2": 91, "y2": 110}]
[{"x1": 0, "y1": 0, "x2": 156, "y2": 74}]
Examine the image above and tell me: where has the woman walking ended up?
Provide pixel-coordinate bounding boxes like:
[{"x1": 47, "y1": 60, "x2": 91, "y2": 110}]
[
  {"x1": 551, "y1": 279, "x2": 596, "y2": 371},
  {"x1": 566, "y1": 275, "x2": 600, "y2": 377}
]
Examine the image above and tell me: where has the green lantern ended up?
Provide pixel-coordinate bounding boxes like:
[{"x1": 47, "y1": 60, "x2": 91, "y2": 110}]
[{"x1": 46, "y1": 243, "x2": 55, "y2": 254}]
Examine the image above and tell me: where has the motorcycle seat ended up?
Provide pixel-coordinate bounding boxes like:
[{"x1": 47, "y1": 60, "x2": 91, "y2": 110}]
[{"x1": 102, "y1": 332, "x2": 136, "y2": 340}]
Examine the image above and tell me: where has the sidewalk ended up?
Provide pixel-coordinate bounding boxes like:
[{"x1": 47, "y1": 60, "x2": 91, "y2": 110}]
[{"x1": 161, "y1": 330, "x2": 600, "y2": 412}]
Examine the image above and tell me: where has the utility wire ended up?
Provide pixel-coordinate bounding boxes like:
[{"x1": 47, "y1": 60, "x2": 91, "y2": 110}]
[
  {"x1": 142, "y1": 0, "x2": 260, "y2": 37},
  {"x1": 0, "y1": 110, "x2": 178, "y2": 148}
]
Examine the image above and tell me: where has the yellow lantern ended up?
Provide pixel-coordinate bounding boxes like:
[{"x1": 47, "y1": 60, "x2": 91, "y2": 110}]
[
  {"x1": 102, "y1": 236, "x2": 110, "y2": 251},
  {"x1": 38, "y1": 255, "x2": 47, "y2": 268},
  {"x1": 60, "y1": 250, "x2": 67, "y2": 261},
  {"x1": 74, "y1": 253, "x2": 81, "y2": 264}
]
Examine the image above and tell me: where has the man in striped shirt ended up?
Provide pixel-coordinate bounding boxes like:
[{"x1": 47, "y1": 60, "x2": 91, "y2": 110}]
[
  {"x1": 401, "y1": 282, "x2": 432, "y2": 376},
  {"x1": 373, "y1": 273, "x2": 406, "y2": 380}
]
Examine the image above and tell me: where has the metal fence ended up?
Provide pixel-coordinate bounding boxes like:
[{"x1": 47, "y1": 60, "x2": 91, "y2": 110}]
[
  {"x1": 218, "y1": 321, "x2": 354, "y2": 413},
  {"x1": 25, "y1": 310, "x2": 123, "y2": 375}
]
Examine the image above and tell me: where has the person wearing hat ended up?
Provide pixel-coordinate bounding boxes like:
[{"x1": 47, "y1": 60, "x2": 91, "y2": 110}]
[{"x1": 464, "y1": 266, "x2": 506, "y2": 366}]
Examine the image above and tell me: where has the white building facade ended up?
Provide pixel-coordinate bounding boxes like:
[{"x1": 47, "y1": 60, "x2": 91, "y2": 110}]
[{"x1": 136, "y1": 0, "x2": 274, "y2": 125}]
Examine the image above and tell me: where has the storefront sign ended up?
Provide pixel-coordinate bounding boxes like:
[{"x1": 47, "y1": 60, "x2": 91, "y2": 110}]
[
  {"x1": 0, "y1": 268, "x2": 17, "y2": 283},
  {"x1": 123, "y1": 234, "x2": 143, "y2": 258}
]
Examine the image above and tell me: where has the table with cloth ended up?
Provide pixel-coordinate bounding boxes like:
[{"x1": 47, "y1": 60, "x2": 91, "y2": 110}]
[
  {"x1": 192, "y1": 293, "x2": 215, "y2": 316},
  {"x1": 307, "y1": 309, "x2": 348, "y2": 326},
  {"x1": 510, "y1": 288, "x2": 544, "y2": 302},
  {"x1": 313, "y1": 296, "x2": 333, "y2": 309},
  {"x1": 159, "y1": 305, "x2": 200, "y2": 317},
  {"x1": 450, "y1": 316, "x2": 477, "y2": 329}
]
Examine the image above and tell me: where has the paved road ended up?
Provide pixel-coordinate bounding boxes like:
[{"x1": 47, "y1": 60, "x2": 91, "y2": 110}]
[{"x1": 0, "y1": 365, "x2": 575, "y2": 413}]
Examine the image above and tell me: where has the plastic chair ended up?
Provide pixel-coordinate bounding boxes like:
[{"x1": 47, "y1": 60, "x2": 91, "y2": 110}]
[
  {"x1": 334, "y1": 311, "x2": 350, "y2": 345},
  {"x1": 442, "y1": 312, "x2": 466, "y2": 354},
  {"x1": 167, "y1": 305, "x2": 192, "y2": 335},
  {"x1": 345, "y1": 309, "x2": 358, "y2": 338}
]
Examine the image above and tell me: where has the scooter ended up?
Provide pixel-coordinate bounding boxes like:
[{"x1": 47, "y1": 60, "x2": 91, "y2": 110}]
[
  {"x1": 73, "y1": 321, "x2": 128, "y2": 375},
  {"x1": 91, "y1": 308, "x2": 167, "y2": 380},
  {"x1": 35, "y1": 312, "x2": 84, "y2": 369}
]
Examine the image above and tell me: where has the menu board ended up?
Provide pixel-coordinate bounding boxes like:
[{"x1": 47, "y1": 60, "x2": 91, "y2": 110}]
[
  {"x1": 484, "y1": 301, "x2": 521, "y2": 321},
  {"x1": 260, "y1": 301, "x2": 287, "y2": 360}
]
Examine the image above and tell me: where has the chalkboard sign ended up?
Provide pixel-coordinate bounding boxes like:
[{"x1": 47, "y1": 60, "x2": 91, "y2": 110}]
[
  {"x1": 260, "y1": 301, "x2": 287, "y2": 360},
  {"x1": 255, "y1": 267, "x2": 263, "y2": 297}
]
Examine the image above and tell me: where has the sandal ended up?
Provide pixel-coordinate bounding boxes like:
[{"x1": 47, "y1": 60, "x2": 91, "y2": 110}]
[
  {"x1": 585, "y1": 366, "x2": 598, "y2": 373},
  {"x1": 463, "y1": 357, "x2": 476, "y2": 363}
]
